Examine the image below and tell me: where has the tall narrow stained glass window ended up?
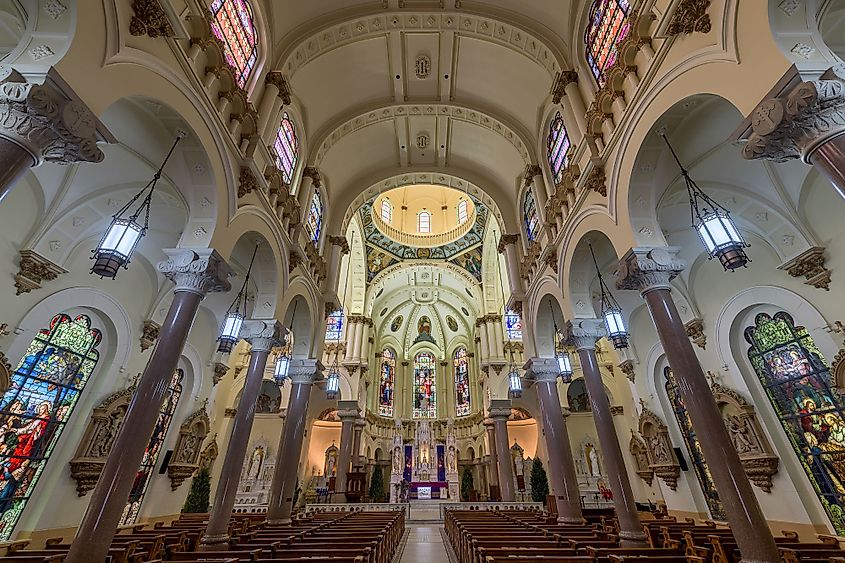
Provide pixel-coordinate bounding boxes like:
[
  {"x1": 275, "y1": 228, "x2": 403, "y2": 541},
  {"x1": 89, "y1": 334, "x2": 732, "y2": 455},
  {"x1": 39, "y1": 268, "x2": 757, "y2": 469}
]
[
  {"x1": 746, "y1": 311, "x2": 845, "y2": 533},
  {"x1": 413, "y1": 352, "x2": 436, "y2": 419},
  {"x1": 273, "y1": 112, "x2": 299, "y2": 185},
  {"x1": 0, "y1": 314, "x2": 101, "y2": 540},
  {"x1": 547, "y1": 111, "x2": 571, "y2": 185},
  {"x1": 457, "y1": 200, "x2": 469, "y2": 224},
  {"x1": 524, "y1": 188, "x2": 539, "y2": 242},
  {"x1": 381, "y1": 199, "x2": 393, "y2": 224},
  {"x1": 585, "y1": 0, "x2": 631, "y2": 87},
  {"x1": 210, "y1": 0, "x2": 258, "y2": 89},
  {"x1": 664, "y1": 367, "x2": 725, "y2": 520},
  {"x1": 417, "y1": 210, "x2": 431, "y2": 233},
  {"x1": 378, "y1": 348, "x2": 395, "y2": 417},
  {"x1": 505, "y1": 310, "x2": 523, "y2": 341},
  {"x1": 306, "y1": 191, "x2": 323, "y2": 244},
  {"x1": 454, "y1": 347, "x2": 471, "y2": 417},
  {"x1": 325, "y1": 310, "x2": 343, "y2": 341},
  {"x1": 120, "y1": 369, "x2": 183, "y2": 525}
]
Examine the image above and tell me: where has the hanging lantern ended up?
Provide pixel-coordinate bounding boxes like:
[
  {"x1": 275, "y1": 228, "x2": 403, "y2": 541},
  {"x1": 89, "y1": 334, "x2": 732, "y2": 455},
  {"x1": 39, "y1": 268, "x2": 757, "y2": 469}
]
[
  {"x1": 590, "y1": 243, "x2": 629, "y2": 349},
  {"x1": 273, "y1": 353, "x2": 290, "y2": 386},
  {"x1": 326, "y1": 366, "x2": 340, "y2": 399},
  {"x1": 661, "y1": 133, "x2": 750, "y2": 271},
  {"x1": 91, "y1": 131, "x2": 184, "y2": 279},
  {"x1": 556, "y1": 349, "x2": 573, "y2": 383},
  {"x1": 508, "y1": 366, "x2": 523, "y2": 399},
  {"x1": 217, "y1": 245, "x2": 258, "y2": 354}
]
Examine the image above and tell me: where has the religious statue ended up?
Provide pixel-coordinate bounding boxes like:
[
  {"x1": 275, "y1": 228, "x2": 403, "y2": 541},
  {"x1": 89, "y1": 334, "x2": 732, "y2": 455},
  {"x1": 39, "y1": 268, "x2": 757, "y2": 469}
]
[
  {"x1": 589, "y1": 446, "x2": 601, "y2": 477},
  {"x1": 392, "y1": 446, "x2": 403, "y2": 474},
  {"x1": 447, "y1": 446, "x2": 457, "y2": 473},
  {"x1": 650, "y1": 436, "x2": 670, "y2": 463},
  {"x1": 727, "y1": 415, "x2": 758, "y2": 454}
]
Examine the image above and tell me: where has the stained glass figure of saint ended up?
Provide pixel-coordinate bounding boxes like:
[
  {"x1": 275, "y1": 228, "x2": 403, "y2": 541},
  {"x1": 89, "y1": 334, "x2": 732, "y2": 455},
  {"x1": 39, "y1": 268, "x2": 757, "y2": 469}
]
[
  {"x1": 454, "y1": 347, "x2": 471, "y2": 417},
  {"x1": 413, "y1": 352, "x2": 436, "y2": 419},
  {"x1": 378, "y1": 348, "x2": 395, "y2": 417}
]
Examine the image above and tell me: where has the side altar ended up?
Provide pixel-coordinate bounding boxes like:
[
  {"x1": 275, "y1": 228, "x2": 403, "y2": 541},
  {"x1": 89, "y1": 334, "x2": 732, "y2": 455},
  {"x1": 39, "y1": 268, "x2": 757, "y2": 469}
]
[{"x1": 389, "y1": 418, "x2": 459, "y2": 502}]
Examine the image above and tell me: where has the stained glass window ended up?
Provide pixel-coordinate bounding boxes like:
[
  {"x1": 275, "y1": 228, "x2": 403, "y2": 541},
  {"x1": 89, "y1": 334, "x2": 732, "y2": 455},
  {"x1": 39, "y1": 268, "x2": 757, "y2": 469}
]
[
  {"x1": 0, "y1": 314, "x2": 101, "y2": 540},
  {"x1": 746, "y1": 311, "x2": 845, "y2": 533},
  {"x1": 120, "y1": 369, "x2": 183, "y2": 525},
  {"x1": 457, "y1": 200, "x2": 469, "y2": 224},
  {"x1": 418, "y1": 210, "x2": 431, "y2": 233},
  {"x1": 664, "y1": 367, "x2": 725, "y2": 519},
  {"x1": 413, "y1": 352, "x2": 436, "y2": 419},
  {"x1": 325, "y1": 310, "x2": 343, "y2": 341},
  {"x1": 454, "y1": 347, "x2": 471, "y2": 417},
  {"x1": 524, "y1": 188, "x2": 539, "y2": 242},
  {"x1": 584, "y1": 0, "x2": 631, "y2": 87},
  {"x1": 273, "y1": 112, "x2": 298, "y2": 185},
  {"x1": 547, "y1": 111, "x2": 571, "y2": 185},
  {"x1": 210, "y1": 0, "x2": 258, "y2": 89},
  {"x1": 381, "y1": 199, "x2": 393, "y2": 224},
  {"x1": 305, "y1": 191, "x2": 323, "y2": 244},
  {"x1": 378, "y1": 348, "x2": 395, "y2": 417},
  {"x1": 505, "y1": 310, "x2": 523, "y2": 341}
]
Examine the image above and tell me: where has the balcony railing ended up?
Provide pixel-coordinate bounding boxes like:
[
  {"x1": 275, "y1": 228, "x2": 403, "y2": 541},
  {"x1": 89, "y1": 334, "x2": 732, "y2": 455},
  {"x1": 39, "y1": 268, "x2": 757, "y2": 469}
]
[{"x1": 372, "y1": 210, "x2": 475, "y2": 248}]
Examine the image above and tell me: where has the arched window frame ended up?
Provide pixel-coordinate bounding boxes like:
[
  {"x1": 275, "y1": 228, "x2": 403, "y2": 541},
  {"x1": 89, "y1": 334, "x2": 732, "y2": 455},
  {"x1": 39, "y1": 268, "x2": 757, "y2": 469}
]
[
  {"x1": 0, "y1": 313, "x2": 101, "y2": 540},
  {"x1": 454, "y1": 347, "x2": 471, "y2": 417},
  {"x1": 381, "y1": 198, "x2": 393, "y2": 224},
  {"x1": 547, "y1": 111, "x2": 571, "y2": 185},
  {"x1": 412, "y1": 351, "x2": 437, "y2": 419},
  {"x1": 457, "y1": 200, "x2": 469, "y2": 225},
  {"x1": 523, "y1": 188, "x2": 540, "y2": 242},
  {"x1": 273, "y1": 112, "x2": 299, "y2": 185},
  {"x1": 378, "y1": 348, "x2": 396, "y2": 417},
  {"x1": 210, "y1": 0, "x2": 259, "y2": 89},
  {"x1": 584, "y1": 0, "x2": 631, "y2": 87},
  {"x1": 305, "y1": 190, "x2": 323, "y2": 245},
  {"x1": 417, "y1": 209, "x2": 432, "y2": 233}
]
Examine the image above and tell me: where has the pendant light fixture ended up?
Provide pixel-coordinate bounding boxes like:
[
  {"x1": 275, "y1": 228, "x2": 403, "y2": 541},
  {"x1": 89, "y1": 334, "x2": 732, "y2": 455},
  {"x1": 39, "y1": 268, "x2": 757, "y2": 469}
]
[
  {"x1": 507, "y1": 346, "x2": 522, "y2": 399},
  {"x1": 589, "y1": 243, "x2": 628, "y2": 349},
  {"x1": 217, "y1": 245, "x2": 258, "y2": 354},
  {"x1": 549, "y1": 300, "x2": 573, "y2": 383},
  {"x1": 91, "y1": 130, "x2": 185, "y2": 279},
  {"x1": 274, "y1": 300, "x2": 296, "y2": 386},
  {"x1": 660, "y1": 132, "x2": 750, "y2": 271}
]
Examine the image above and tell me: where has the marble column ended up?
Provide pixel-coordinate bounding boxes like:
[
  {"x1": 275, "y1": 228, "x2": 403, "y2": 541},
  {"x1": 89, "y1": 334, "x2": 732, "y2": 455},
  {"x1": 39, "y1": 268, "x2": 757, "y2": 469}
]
[
  {"x1": 266, "y1": 359, "x2": 321, "y2": 524},
  {"x1": 489, "y1": 400, "x2": 515, "y2": 502},
  {"x1": 742, "y1": 66, "x2": 845, "y2": 200},
  {"x1": 565, "y1": 319, "x2": 646, "y2": 546},
  {"x1": 616, "y1": 247, "x2": 780, "y2": 562},
  {"x1": 484, "y1": 420, "x2": 500, "y2": 498},
  {"x1": 528, "y1": 358, "x2": 584, "y2": 524},
  {"x1": 335, "y1": 401, "x2": 359, "y2": 497},
  {"x1": 353, "y1": 418, "x2": 366, "y2": 469},
  {"x1": 200, "y1": 320, "x2": 284, "y2": 549},
  {"x1": 351, "y1": 317, "x2": 364, "y2": 361},
  {"x1": 66, "y1": 249, "x2": 231, "y2": 563},
  {"x1": 0, "y1": 80, "x2": 104, "y2": 202}
]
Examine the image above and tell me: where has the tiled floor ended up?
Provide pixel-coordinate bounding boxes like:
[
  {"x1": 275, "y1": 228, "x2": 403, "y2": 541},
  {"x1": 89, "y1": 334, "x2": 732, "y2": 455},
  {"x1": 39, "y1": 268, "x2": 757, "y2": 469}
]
[{"x1": 399, "y1": 524, "x2": 450, "y2": 563}]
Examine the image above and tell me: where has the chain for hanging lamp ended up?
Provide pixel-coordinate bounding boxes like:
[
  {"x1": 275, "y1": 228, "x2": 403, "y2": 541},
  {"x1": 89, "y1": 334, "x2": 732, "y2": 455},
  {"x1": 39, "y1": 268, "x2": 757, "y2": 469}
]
[
  {"x1": 589, "y1": 242, "x2": 628, "y2": 349},
  {"x1": 217, "y1": 245, "x2": 258, "y2": 354}
]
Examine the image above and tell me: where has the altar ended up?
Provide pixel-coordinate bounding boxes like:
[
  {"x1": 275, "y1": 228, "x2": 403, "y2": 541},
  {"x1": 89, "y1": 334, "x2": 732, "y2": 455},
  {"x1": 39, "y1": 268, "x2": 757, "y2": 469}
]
[
  {"x1": 409, "y1": 481, "x2": 449, "y2": 500},
  {"x1": 389, "y1": 419, "x2": 460, "y2": 503}
]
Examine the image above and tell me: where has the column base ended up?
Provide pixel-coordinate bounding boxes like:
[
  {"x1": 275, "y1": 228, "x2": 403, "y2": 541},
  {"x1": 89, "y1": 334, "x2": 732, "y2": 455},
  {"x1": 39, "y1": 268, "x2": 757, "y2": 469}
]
[
  {"x1": 198, "y1": 533, "x2": 231, "y2": 550},
  {"x1": 265, "y1": 517, "x2": 292, "y2": 526},
  {"x1": 618, "y1": 530, "x2": 649, "y2": 547}
]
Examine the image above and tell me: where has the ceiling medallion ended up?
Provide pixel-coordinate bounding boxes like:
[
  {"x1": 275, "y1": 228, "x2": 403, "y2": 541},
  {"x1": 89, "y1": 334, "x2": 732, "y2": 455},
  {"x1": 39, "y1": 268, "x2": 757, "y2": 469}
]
[
  {"x1": 416, "y1": 133, "x2": 430, "y2": 150},
  {"x1": 415, "y1": 54, "x2": 431, "y2": 79}
]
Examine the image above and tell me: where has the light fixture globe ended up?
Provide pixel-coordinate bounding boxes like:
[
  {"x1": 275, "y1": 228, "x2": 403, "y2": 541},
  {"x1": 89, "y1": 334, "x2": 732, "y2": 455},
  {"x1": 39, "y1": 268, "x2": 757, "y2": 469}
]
[
  {"x1": 273, "y1": 353, "x2": 290, "y2": 386},
  {"x1": 695, "y1": 209, "x2": 749, "y2": 270},
  {"x1": 91, "y1": 218, "x2": 145, "y2": 278},
  {"x1": 217, "y1": 311, "x2": 244, "y2": 353},
  {"x1": 508, "y1": 367, "x2": 523, "y2": 399},
  {"x1": 603, "y1": 307, "x2": 629, "y2": 349},
  {"x1": 556, "y1": 350, "x2": 573, "y2": 383}
]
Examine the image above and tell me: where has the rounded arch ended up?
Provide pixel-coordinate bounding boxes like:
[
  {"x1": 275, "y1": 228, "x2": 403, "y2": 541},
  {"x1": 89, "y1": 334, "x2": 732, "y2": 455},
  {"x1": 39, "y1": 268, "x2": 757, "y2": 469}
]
[
  {"x1": 532, "y1": 287, "x2": 567, "y2": 358},
  {"x1": 277, "y1": 283, "x2": 317, "y2": 358},
  {"x1": 767, "y1": 0, "x2": 843, "y2": 79},
  {"x1": 1, "y1": 0, "x2": 77, "y2": 81},
  {"x1": 563, "y1": 229, "x2": 624, "y2": 320}
]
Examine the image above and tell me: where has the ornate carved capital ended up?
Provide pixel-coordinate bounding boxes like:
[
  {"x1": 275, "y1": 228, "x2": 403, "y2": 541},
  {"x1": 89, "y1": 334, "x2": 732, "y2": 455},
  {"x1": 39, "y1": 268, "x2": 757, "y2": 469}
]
[
  {"x1": 778, "y1": 246, "x2": 831, "y2": 290},
  {"x1": 303, "y1": 166, "x2": 322, "y2": 188},
  {"x1": 238, "y1": 167, "x2": 259, "y2": 198},
  {"x1": 564, "y1": 318, "x2": 605, "y2": 351},
  {"x1": 265, "y1": 71, "x2": 292, "y2": 104},
  {"x1": 328, "y1": 235, "x2": 350, "y2": 254},
  {"x1": 158, "y1": 249, "x2": 232, "y2": 297},
  {"x1": 616, "y1": 247, "x2": 686, "y2": 293},
  {"x1": 140, "y1": 320, "x2": 160, "y2": 352},
  {"x1": 666, "y1": 0, "x2": 711, "y2": 36},
  {"x1": 212, "y1": 361, "x2": 229, "y2": 386},
  {"x1": 543, "y1": 249, "x2": 558, "y2": 274},
  {"x1": 610, "y1": 405, "x2": 624, "y2": 416},
  {"x1": 551, "y1": 70, "x2": 578, "y2": 104},
  {"x1": 618, "y1": 359, "x2": 636, "y2": 383},
  {"x1": 743, "y1": 66, "x2": 845, "y2": 163},
  {"x1": 288, "y1": 358, "x2": 322, "y2": 385},
  {"x1": 0, "y1": 82, "x2": 104, "y2": 165},
  {"x1": 585, "y1": 165, "x2": 606, "y2": 197},
  {"x1": 526, "y1": 357, "x2": 560, "y2": 383},
  {"x1": 129, "y1": 0, "x2": 174, "y2": 37},
  {"x1": 224, "y1": 408, "x2": 237, "y2": 418},
  {"x1": 522, "y1": 164, "x2": 542, "y2": 186},
  {"x1": 488, "y1": 399, "x2": 512, "y2": 421},
  {"x1": 14, "y1": 249, "x2": 66, "y2": 295},
  {"x1": 241, "y1": 319, "x2": 285, "y2": 352},
  {"x1": 497, "y1": 234, "x2": 519, "y2": 254},
  {"x1": 684, "y1": 318, "x2": 706, "y2": 349},
  {"x1": 289, "y1": 249, "x2": 304, "y2": 273}
]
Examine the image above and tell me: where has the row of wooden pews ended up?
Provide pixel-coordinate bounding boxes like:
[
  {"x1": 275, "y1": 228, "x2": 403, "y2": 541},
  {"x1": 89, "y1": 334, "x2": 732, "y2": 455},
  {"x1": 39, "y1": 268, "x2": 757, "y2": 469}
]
[{"x1": 0, "y1": 508, "x2": 404, "y2": 563}]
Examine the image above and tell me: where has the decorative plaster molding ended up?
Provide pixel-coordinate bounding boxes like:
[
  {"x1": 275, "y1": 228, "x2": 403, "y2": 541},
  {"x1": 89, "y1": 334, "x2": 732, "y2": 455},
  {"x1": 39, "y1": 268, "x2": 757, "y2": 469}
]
[
  {"x1": 564, "y1": 319, "x2": 605, "y2": 351},
  {"x1": 224, "y1": 408, "x2": 237, "y2": 417},
  {"x1": 129, "y1": 0, "x2": 174, "y2": 37},
  {"x1": 158, "y1": 249, "x2": 232, "y2": 297},
  {"x1": 610, "y1": 405, "x2": 624, "y2": 416},
  {"x1": 497, "y1": 234, "x2": 519, "y2": 254},
  {"x1": 550, "y1": 70, "x2": 578, "y2": 104},
  {"x1": 167, "y1": 401, "x2": 210, "y2": 490},
  {"x1": 778, "y1": 246, "x2": 831, "y2": 290},
  {"x1": 585, "y1": 165, "x2": 607, "y2": 197},
  {"x1": 616, "y1": 247, "x2": 686, "y2": 293},
  {"x1": 237, "y1": 167, "x2": 258, "y2": 198},
  {"x1": 14, "y1": 249, "x2": 66, "y2": 295},
  {"x1": 638, "y1": 404, "x2": 680, "y2": 490},
  {"x1": 212, "y1": 361, "x2": 229, "y2": 386},
  {"x1": 618, "y1": 359, "x2": 635, "y2": 383},
  {"x1": 666, "y1": 0, "x2": 712, "y2": 36},
  {"x1": 684, "y1": 318, "x2": 706, "y2": 349},
  {"x1": 265, "y1": 71, "x2": 292, "y2": 104},
  {"x1": 140, "y1": 320, "x2": 160, "y2": 352}
]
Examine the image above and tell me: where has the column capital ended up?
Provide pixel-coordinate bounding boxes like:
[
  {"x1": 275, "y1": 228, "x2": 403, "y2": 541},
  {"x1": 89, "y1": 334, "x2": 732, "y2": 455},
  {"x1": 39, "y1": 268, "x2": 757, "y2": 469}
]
[
  {"x1": 615, "y1": 247, "x2": 686, "y2": 294},
  {"x1": 551, "y1": 70, "x2": 579, "y2": 104},
  {"x1": 743, "y1": 65, "x2": 845, "y2": 164},
  {"x1": 264, "y1": 71, "x2": 292, "y2": 104},
  {"x1": 302, "y1": 166, "x2": 322, "y2": 187},
  {"x1": 288, "y1": 358, "x2": 322, "y2": 385},
  {"x1": 241, "y1": 319, "x2": 285, "y2": 352},
  {"x1": 523, "y1": 163, "x2": 542, "y2": 186},
  {"x1": 0, "y1": 81, "x2": 104, "y2": 165},
  {"x1": 337, "y1": 399, "x2": 360, "y2": 421},
  {"x1": 497, "y1": 234, "x2": 519, "y2": 254},
  {"x1": 488, "y1": 399, "x2": 512, "y2": 420},
  {"x1": 354, "y1": 418, "x2": 367, "y2": 429},
  {"x1": 525, "y1": 357, "x2": 560, "y2": 383},
  {"x1": 564, "y1": 319, "x2": 605, "y2": 350},
  {"x1": 328, "y1": 235, "x2": 350, "y2": 254},
  {"x1": 158, "y1": 248, "x2": 232, "y2": 297}
]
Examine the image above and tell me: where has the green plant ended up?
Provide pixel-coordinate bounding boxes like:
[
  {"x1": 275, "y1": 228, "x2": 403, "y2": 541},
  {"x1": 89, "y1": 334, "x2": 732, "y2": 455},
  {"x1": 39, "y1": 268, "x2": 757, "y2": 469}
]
[
  {"x1": 369, "y1": 465, "x2": 386, "y2": 502},
  {"x1": 530, "y1": 458, "x2": 549, "y2": 504},
  {"x1": 182, "y1": 467, "x2": 211, "y2": 513},
  {"x1": 460, "y1": 466, "x2": 474, "y2": 501}
]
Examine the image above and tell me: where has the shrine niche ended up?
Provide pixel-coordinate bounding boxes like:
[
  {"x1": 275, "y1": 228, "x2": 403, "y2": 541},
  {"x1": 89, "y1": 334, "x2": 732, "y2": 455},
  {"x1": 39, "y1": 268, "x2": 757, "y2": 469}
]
[
  {"x1": 256, "y1": 380, "x2": 281, "y2": 414},
  {"x1": 711, "y1": 382, "x2": 779, "y2": 492},
  {"x1": 198, "y1": 435, "x2": 218, "y2": 470},
  {"x1": 629, "y1": 431, "x2": 654, "y2": 486},
  {"x1": 511, "y1": 441, "x2": 526, "y2": 492},
  {"x1": 69, "y1": 385, "x2": 134, "y2": 495},
  {"x1": 167, "y1": 401, "x2": 211, "y2": 490},
  {"x1": 638, "y1": 404, "x2": 680, "y2": 490}
]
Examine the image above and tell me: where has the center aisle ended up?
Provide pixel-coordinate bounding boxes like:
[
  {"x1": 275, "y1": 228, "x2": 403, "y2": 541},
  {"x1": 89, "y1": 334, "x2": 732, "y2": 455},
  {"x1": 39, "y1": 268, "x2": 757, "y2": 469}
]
[{"x1": 399, "y1": 523, "x2": 450, "y2": 563}]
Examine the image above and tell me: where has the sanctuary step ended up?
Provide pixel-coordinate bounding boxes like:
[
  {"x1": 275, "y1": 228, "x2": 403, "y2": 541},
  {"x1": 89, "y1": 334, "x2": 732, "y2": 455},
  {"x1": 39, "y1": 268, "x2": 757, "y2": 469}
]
[{"x1": 409, "y1": 499, "x2": 451, "y2": 522}]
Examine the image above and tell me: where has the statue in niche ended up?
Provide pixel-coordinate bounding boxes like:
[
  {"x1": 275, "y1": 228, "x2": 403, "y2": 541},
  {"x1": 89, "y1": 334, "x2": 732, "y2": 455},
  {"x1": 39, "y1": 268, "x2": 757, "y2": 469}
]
[
  {"x1": 447, "y1": 447, "x2": 457, "y2": 473},
  {"x1": 393, "y1": 446, "x2": 403, "y2": 474},
  {"x1": 727, "y1": 415, "x2": 758, "y2": 454},
  {"x1": 325, "y1": 442, "x2": 339, "y2": 477},
  {"x1": 584, "y1": 443, "x2": 601, "y2": 476},
  {"x1": 247, "y1": 445, "x2": 265, "y2": 479},
  {"x1": 638, "y1": 404, "x2": 680, "y2": 490}
]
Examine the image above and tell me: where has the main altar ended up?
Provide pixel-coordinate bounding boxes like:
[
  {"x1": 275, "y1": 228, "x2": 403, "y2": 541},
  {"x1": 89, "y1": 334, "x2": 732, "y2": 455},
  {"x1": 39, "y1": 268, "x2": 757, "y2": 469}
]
[{"x1": 390, "y1": 419, "x2": 459, "y2": 502}]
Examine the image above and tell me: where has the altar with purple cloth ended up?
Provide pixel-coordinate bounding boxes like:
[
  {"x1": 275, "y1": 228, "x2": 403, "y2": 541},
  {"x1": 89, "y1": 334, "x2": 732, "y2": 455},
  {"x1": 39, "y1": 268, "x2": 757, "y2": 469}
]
[{"x1": 408, "y1": 481, "x2": 449, "y2": 499}]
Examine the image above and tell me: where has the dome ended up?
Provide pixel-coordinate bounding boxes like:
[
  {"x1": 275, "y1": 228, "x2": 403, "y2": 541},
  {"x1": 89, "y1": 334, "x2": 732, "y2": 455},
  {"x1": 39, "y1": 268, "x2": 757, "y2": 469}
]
[{"x1": 372, "y1": 185, "x2": 475, "y2": 248}]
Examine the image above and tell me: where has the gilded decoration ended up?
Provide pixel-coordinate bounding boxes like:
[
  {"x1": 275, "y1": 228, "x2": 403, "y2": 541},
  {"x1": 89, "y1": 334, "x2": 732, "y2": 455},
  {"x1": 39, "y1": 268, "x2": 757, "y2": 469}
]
[
  {"x1": 167, "y1": 401, "x2": 211, "y2": 490},
  {"x1": 212, "y1": 361, "x2": 229, "y2": 386},
  {"x1": 129, "y1": 0, "x2": 174, "y2": 38},
  {"x1": 140, "y1": 320, "x2": 160, "y2": 352},
  {"x1": 237, "y1": 167, "x2": 258, "y2": 198},
  {"x1": 629, "y1": 432, "x2": 654, "y2": 486},
  {"x1": 666, "y1": 0, "x2": 712, "y2": 36},
  {"x1": 638, "y1": 403, "x2": 680, "y2": 490},
  {"x1": 778, "y1": 247, "x2": 831, "y2": 290},
  {"x1": 14, "y1": 250, "x2": 67, "y2": 295},
  {"x1": 684, "y1": 318, "x2": 706, "y2": 349}
]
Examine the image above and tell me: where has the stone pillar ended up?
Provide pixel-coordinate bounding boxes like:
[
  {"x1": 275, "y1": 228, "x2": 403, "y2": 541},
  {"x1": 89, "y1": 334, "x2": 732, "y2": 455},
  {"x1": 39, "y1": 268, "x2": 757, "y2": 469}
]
[
  {"x1": 484, "y1": 420, "x2": 500, "y2": 496},
  {"x1": 497, "y1": 234, "x2": 524, "y2": 297},
  {"x1": 0, "y1": 80, "x2": 105, "y2": 202},
  {"x1": 552, "y1": 70, "x2": 587, "y2": 136},
  {"x1": 565, "y1": 319, "x2": 646, "y2": 546},
  {"x1": 491, "y1": 315, "x2": 505, "y2": 359},
  {"x1": 360, "y1": 319, "x2": 371, "y2": 361},
  {"x1": 259, "y1": 71, "x2": 291, "y2": 137},
  {"x1": 297, "y1": 167, "x2": 320, "y2": 218},
  {"x1": 489, "y1": 400, "x2": 515, "y2": 502},
  {"x1": 742, "y1": 66, "x2": 845, "y2": 200},
  {"x1": 326, "y1": 236, "x2": 350, "y2": 297},
  {"x1": 66, "y1": 249, "x2": 231, "y2": 563},
  {"x1": 335, "y1": 402, "x2": 359, "y2": 496},
  {"x1": 266, "y1": 359, "x2": 320, "y2": 524},
  {"x1": 527, "y1": 358, "x2": 584, "y2": 524},
  {"x1": 200, "y1": 321, "x2": 283, "y2": 549},
  {"x1": 351, "y1": 317, "x2": 364, "y2": 361},
  {"x1": 477, "y1": 317, "x2": 490, "y2": 361},
  {"x1": 353, "y1": 418, "x2": 366, "y2": 469},
  {"x1": 344, "y1": 317, "x2": 357, "y2": 363},
  {"x1": 616, "y1": 247, "x2": 781, "y2": 562}
]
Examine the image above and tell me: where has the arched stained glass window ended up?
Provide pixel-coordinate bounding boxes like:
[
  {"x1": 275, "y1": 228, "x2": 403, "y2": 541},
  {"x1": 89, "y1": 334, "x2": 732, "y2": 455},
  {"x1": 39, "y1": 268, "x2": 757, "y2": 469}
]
[
  {"x1": 457, "y1": 200, "x2": 469, "y2": 225},
  {"x1": 0, "y1": 314, "x2": 101, "y2": 540},
  {"x1": 210, "y1": 0, "x2": 258, "y2": 89},
  {"x1": 746, "y1": 311, "x2": 845, "y2": 533},
  {"x1": 381, "y1": 199, "x2": 393, "y2": 224},
  {"x1": 547, "y1": 111, "x2": 571, "y2": 185},
  {"x1": 273, "y1": 112, "x2": 298, "y2": 185},
  {"x1": 524, "y1": 188, "x2": 539, "y2": 242},
  {"x1": 505, "y1": 310, "x2": 523, "y2": 340},
  {"x1": 305, "y1": 191, "x2": 323, "y2": 244},
  {"x1": 120, "y1": 369, "x2": 183, "y2": 525},
  {"x1": 378, "y1": 348, "x2": 396, "y2": 417},
  {"x1": 664, "y1": 367, "x2": 725, "y2": 520},
  {"x1": 413, "y1": 352, "x2": 436, "y2": 419},
  {"x1": 454, "y1": 347, "x2": 470, "y2": 417},
  {"x1": 417, "y1": 210, "x2": 431, "y2": 233},
  {"x1": 325, "y1": 309, "x2": 343, "y2": 341},
  {"x1": 585, "y1": 0, "x2": 631, "y2": 87}
]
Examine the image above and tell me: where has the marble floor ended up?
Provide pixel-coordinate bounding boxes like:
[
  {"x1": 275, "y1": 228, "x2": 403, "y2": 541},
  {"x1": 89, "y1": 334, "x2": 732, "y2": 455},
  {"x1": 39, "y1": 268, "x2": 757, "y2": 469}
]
[{"x1": 399, "y1": 524, "x2": 451, "y2": 563}]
